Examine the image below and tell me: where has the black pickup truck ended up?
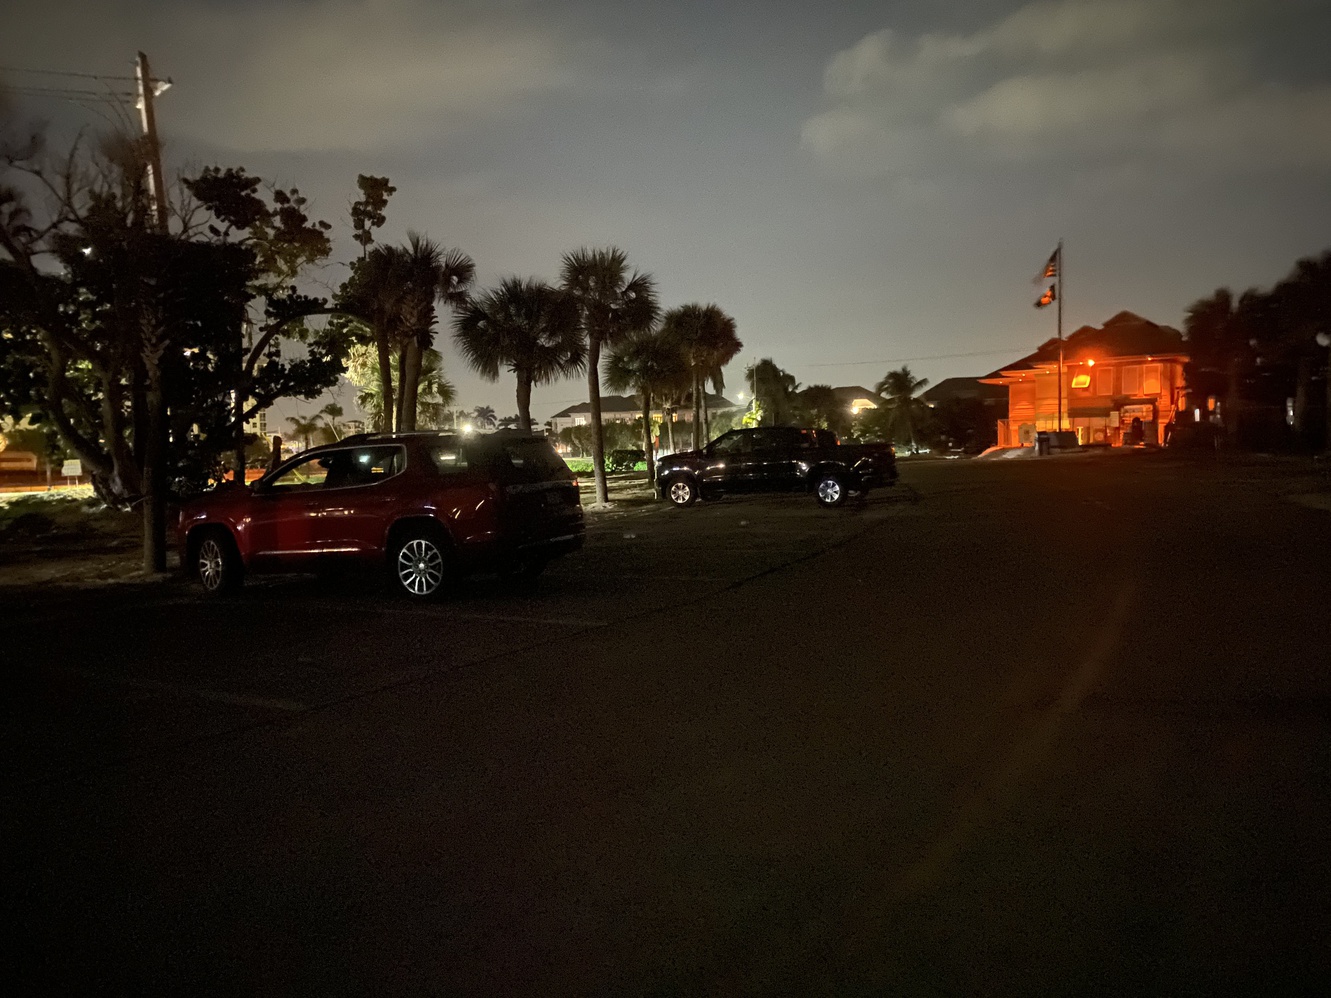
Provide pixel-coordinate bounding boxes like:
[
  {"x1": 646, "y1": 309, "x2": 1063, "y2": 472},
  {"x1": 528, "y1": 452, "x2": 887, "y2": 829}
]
[{"x1": 655, "y1": 427, "x2": 897, "y2": 507}]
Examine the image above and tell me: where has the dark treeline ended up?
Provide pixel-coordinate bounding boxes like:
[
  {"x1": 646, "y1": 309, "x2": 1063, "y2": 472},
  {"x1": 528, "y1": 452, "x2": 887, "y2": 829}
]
[{"x1": 1184, "y1": 251, "x2": 1331, "y2": 452}]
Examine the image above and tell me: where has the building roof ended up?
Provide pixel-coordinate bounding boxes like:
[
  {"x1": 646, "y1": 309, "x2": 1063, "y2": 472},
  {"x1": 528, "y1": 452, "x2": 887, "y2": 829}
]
[
  {"x1": 550, "y1": 392, "x2": 736, "y2": 420},
  {"x1": 984, "y1": 311, "x2": 1187, "y2": 380},
  {"x1": 919, "y1": 377, "x2": 1008, "y2": 405}
]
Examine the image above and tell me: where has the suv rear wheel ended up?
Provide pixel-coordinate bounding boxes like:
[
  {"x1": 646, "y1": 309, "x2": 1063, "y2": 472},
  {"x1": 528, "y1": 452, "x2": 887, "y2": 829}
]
[{"x1": 392, "y1": 528, "x2": 451, "y2": 599}]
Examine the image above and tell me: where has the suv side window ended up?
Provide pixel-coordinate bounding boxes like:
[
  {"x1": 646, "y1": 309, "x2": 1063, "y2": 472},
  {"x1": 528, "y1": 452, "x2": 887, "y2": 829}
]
[
  {"x1": 267, "y1": 453, "x2": 334, "y2": 491},
  {"x1": 428, "y1": 441, "x2": 471, "y2": 476},
  {"x1": 710, "y1": 432, "x2": 751, "y2": 456},
  {"x1": 334, "y1": 446, "x2": 405, "y2": 487}
]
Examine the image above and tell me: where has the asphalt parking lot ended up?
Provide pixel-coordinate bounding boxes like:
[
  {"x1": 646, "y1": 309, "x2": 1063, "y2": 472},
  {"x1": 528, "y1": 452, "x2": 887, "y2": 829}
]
[{"x1": 4, "y1": 453, "x2": 1331, "y2": 994}]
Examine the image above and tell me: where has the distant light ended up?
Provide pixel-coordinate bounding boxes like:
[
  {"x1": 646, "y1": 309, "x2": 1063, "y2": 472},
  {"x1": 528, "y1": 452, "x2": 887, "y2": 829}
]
[
  {"x1": 460, "y1": 423, "x2": 475, "y2": 435},
  {"x1": 81, "y1": 246, "x2": 93, "y2": 257},
  {"x1": 1086, "y1": 358, "x2": 1095, "y2": 367}
]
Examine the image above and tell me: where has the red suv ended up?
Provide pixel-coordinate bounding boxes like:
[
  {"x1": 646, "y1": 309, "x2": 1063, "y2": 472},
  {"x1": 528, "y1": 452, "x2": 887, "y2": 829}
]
[{"x1": 178, "y1": 431, "x2": 584, "y2": 598}]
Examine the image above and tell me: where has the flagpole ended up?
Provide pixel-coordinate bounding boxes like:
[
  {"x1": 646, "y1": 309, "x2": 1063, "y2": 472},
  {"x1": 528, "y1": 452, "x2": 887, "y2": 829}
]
[{"x1": 1057, "y1": 239, "x2": 1064, "y2": 432}]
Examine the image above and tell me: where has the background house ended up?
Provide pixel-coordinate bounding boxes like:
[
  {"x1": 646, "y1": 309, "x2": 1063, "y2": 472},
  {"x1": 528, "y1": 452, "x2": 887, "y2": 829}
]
[
  {"x1": 982, "y1": 311, "x2": 1189, "y2": 448},
  {"x1": 548, "y1": 393, "x2": 737, "y2": 435}
]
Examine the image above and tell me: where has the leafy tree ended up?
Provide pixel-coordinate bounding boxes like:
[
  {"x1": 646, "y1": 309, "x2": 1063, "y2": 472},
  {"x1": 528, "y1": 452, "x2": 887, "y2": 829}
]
[
  {"x1": 1184, "y1": 288, "x2": 1260, "y2": 443},
  {"x1": 604, "y1": 325, "x2": 690, "y2": 484},
  {"x1": 181, "y1": 166, "x2": 349, "y2": 478},
  {"x1": 560, "y1": 247, "x2": 659, "y2": 504},
  {"x1": 798, "y1": 384, "x2": 854, "y2": 437},
  {"x1": 348, "y1": 174, "x2": 397, "y2": 424},
  {"x1": 1, "y1": 134, "x2": 262, "y2": 570},
  {"x1": 874, "y1": 366, "x2": 931, "y2": 452},
  {"x1": 744, "y1": 358, "x2": 800, "y2": 427},
  {"x1": 453, "y1": 277, "x2": 583, "y2": 431}
]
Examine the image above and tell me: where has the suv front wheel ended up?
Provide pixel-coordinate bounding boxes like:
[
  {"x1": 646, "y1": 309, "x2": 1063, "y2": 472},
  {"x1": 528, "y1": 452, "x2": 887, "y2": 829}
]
[
  {"x1": 392, "y1": 528, "x2": 451, "y2": 599},
  {"x1": 195, "y1": 528, "x2": 244, "y2": 595},
  {"x1": 665, "y1": 475, "x2": 699, "y2": 507}
]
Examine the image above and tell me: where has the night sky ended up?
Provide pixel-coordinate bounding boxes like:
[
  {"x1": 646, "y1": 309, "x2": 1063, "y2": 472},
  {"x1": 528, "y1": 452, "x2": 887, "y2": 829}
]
[{"x1": 5, "y1": 0, "x2": 1330, "y2": 425}]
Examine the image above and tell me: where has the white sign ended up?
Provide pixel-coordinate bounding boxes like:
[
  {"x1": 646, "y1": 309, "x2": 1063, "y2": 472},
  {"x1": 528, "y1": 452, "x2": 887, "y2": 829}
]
[{"x1": 61, "y1": 459, "x2": 82, "y2": 477}]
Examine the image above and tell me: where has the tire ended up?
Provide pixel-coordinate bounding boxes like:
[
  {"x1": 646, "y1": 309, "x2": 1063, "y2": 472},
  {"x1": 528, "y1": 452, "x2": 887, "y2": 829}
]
[
  {"x1": 391, "y1": 527, "x2": 452, "y2": 599},
  {"x1": 195, "y1": 529, "x2": 244, "y2": 595},
  {"x1": 814, "y1": 473, "x2": 848, "y2": 508},
  {"x1": 665, "y1": 475, "x2": 699, "y2": 507}
]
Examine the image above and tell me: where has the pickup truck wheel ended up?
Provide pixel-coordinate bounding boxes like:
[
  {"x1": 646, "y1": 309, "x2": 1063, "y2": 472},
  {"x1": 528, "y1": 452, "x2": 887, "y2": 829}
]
[
  {"x1": 815, "y1": 473, "x2": 848, "y2": 508},
  {"x1": 666, "y1": 475, "x2": 699, "y2": 507},
  {"x1": 195, "y1": 529, "x2": 244, "y2": 595},
  {"x1": 392, "y1": 529, "x2": 451, "y2": 599}
]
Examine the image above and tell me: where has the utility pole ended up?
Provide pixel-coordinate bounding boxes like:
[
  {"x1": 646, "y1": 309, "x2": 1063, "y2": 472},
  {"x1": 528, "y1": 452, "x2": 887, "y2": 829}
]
[
  {"x1": 1056, "y1": 239, "x2": 1065, "y2": 432},
  {"x1": 134, "y1": 51, "x2": 170, "y2": 234}
]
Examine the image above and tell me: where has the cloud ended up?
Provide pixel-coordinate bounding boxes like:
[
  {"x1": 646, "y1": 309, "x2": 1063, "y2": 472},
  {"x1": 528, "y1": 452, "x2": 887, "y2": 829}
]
[
  {"x1": 2, "y1": 0, "x2": 584, "y2": 154},
  {"x1": 801, "y1": 0, "x2": 1331, "y2": 177}
]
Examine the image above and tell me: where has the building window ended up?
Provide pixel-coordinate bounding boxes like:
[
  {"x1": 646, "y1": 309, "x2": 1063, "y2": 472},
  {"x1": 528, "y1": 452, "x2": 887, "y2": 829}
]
[
  {"x1": 1143, "y1": 363, "x2": 1162, "y2": 396},
  {"x1": 1071, "y1": 373, "x2": 1091, "y2": 389},
  {"x1": 1121, "y1": 365, "x2": 1142, "y2": 396},
  {"x1": 1097, "y1": 367, "x2": 1113, "y2": 396}
]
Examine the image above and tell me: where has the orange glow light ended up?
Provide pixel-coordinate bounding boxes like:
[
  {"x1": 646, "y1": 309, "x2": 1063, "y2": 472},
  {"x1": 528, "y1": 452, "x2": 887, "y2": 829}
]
[
  {"x1": 1086, "y1": 358, "x2": 1095, "y2": 367},
  {"x1": 1071, "y1": 374, "x2": 1091, "y2": 388}
]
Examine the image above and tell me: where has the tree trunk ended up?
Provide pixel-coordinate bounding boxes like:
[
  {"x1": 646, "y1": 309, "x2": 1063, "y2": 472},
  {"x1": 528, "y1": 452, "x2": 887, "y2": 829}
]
[
  {"x1": 641, "y1": 391, "x2": 654, "y2": 486},
  {"x1": 516, "y1": 373, "x2": 533, "y2": 432},
  {"x1": 394, "y1": 347, "x2": 409, "y2": 432},
  {"x1": 233, "y1": 386, "x2": 247, "y2": 485},
  {"x1": 665, "y1": 405, "x2": 676, "y2": 455},
  {"x1": 1325, "y1": 341, "x2": 1331, "y2": 455},
  {"x1": 399, "y1": 341, "x2": 422, "y2": 432},
  {"x1": 1225, "y1": 354, "x2": 1242, "y2": 443},
  {"x1": 701, "y1": 383, "x2": 710, "y2": 443},
  {"x1": 587, "y1": 338, "x2": 609, "y2": 505},
  {"x1": 1293, "y1": 354, "x2": 1312, "y2": 446},
  {"x1": 692, "y1": 369, "x2": 703, "y2": 450},
  {"x1": 141, "y1": 337, "x2": 168, "y2": 574},
  {"x1": 375, "y1": 330, "x2": 394, "y2": 433}
]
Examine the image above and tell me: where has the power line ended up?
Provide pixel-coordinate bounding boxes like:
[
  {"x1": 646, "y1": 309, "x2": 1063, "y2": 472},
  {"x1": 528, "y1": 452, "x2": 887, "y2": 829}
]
[
  {"x1": 0, "y1": 65, "x2": 139, "y2": 82},
  {"x1": 807, "y1": 347, "x2": 1029, "y2": 369},
  {"x1": 8, "y1": 86, "x2": 137, "y2": 99}
]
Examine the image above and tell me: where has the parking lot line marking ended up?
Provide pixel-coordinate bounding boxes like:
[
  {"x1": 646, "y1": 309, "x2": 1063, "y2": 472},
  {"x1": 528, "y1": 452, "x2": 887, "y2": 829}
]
[
  {"x1": 74, "y1": 671, "x2": 309, "y2": 713},
  {"x1": 436, "y1": 610, "x2": 609, "y2": 628}
]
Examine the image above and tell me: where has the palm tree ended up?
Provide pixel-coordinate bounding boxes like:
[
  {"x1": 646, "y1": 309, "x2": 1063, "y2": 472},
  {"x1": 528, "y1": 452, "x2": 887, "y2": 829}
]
[
  {"x1": 560, "y1": 247, "x2": 659, "y2": 504},
  {"x1": 453, "y1": 277, "x2": 584, "y2": 431},
  {"x1": 472, "y1": 405, "x2": 497, "y2": 429},
  {"x1": 875, "y1": 366, "x2": 930, "y2": 452},
  {"x1": 661, "y1": 303, "x2": 742, "y2": 449},
  {"x1": 344, "y1": 343, "x2": 456, "y2": 431},
  {"x1": 605, "y1": 327, "x2": 691, "y2": 485},
  {"x1": 315, "y1": 402, "x2": 345, "y2": 443},
  {"x1": 497, "y1": 415, "x2": 520, "y2": 430},
  {"x1": 745, "y1": 358, "x2": 801, "y2": 427},
  {"x1": 340, "y1": 233, "x2": 474, "y2": 432},
  {"x1": 391, "y1": 233, "x2": 474, "y2": 432},
  {"x1": 284, "y1": 413, "x2": 321, "y2": 451}
]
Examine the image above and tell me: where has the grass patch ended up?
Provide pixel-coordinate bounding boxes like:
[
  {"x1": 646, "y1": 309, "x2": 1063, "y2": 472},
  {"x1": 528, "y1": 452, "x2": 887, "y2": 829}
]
[{"x1": 0, "y1": 490, "x2": 137, "y2": 542}]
